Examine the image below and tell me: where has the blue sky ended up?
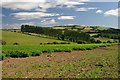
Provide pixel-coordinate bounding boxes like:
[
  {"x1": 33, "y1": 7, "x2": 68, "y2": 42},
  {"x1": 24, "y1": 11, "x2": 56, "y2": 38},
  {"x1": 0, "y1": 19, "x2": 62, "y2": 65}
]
[{"x1": 0, "y1": 0, "x2": 119, "y2": 29}]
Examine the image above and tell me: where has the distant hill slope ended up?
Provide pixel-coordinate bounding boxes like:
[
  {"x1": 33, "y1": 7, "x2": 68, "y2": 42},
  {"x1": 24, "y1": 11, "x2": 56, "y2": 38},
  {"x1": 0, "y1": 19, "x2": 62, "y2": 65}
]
[{"x1": 2, "y1": 30, "x2": 63, "y2": 45}]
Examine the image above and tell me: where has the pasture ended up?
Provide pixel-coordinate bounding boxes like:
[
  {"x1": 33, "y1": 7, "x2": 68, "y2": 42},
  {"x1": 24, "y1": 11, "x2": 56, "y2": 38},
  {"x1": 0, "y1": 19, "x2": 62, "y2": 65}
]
[{"x1": 2, "y1": 30, "x2": 63, "y2": 45}]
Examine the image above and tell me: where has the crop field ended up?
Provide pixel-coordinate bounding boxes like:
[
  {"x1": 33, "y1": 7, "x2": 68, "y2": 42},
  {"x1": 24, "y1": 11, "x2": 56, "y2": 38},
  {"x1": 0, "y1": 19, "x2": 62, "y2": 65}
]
[
  {"x1": 1, "y1": 30, "x2": 119, "y2": 78},
  {"x1": 2, "y1": 44, "x2": 111, "y2": 58},
  {"x1": 2, "y1": 30, "x2": 63, "y2": 45},
  {"x1": 2, "y1": 45, "x2": 119, "y2": 78}
]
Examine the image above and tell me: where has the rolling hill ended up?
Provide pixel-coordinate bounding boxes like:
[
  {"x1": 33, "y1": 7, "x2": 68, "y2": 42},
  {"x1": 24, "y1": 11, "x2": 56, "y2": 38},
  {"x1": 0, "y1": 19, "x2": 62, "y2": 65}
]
[{"x1": 1, "y1": 30, "x2": 63, "y2": 45}]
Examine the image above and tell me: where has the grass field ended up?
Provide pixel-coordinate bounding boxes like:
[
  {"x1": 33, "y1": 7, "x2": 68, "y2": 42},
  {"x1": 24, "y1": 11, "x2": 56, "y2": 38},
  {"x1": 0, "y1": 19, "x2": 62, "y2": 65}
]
[
  {"x1": 95, "y1": 38, "x2": 114, "y2": 42},
  {"x1": 2, "y1": 45, "x2": 119, "y2": 78},
  {"x1": 2, "y1": 30, "x2": 63, "y2": 45}
]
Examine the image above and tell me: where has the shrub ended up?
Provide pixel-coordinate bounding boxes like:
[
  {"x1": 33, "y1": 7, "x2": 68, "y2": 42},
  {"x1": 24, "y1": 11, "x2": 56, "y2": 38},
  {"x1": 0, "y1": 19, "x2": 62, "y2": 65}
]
[
  {"x1": 60, "y1": 42, "x2": 70, "y2": 44},
  {"x1": 90, "y1": 38, "x2": 96, "y2": 43},
  {"x1": 103, "y1": 42, "x2": 106, "y2": 43},
  {"x1": 0, "y1": 54, "x2": 5, "y2": 60},
  {"x1": 14, "y1": 30, "x2": 16, "y2": 32},
  {"x1": 96, "y1": 40, "x2": 102, "y2": 43},
  {"x1": 40, "y1": 43, "x2": 43, "y2": 45},
  {"x1": 64, "y1": 49, "x2": 72, "y2": 52},
  {"x1": 9, "y1": 51, "x2": 29, "y2": 58},
  {"x1": 13, "y1": 42, "x2": 19, "y2": 45},
  {"x1": 42, "y1": 49, "x2": 53, "y2": 53},
  {"x1": 107, "y1": 40, "x2": 112, "y2": 43},
  {"x1": 77, "y1": 40, "x2": 87, "y2": 44},
  {"x1": 53, "y1": 41, "x2": 58, "y2": 44},
  {"x1": 47, "y1": 42, "x2": 52, "y2": 44},
  {"x1": 0, "y1": 40, "x2": 6, "y2": 45},
  {"x1": 54, "y1": 49, "x2": 63, "y2": 52},
  {"x1": 31, "y1": 52, "x2": 41, "y2": 56}
]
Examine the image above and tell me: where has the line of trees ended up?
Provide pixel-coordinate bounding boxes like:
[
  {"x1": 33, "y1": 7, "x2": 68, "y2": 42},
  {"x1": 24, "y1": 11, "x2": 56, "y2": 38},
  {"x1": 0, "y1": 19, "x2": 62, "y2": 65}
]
[
  {"x1": 21, "y1": 25, "x2": 91, "y2": 43},
  {"x1": 93, "y1": 28, "x2": 120, "y2": 40}
]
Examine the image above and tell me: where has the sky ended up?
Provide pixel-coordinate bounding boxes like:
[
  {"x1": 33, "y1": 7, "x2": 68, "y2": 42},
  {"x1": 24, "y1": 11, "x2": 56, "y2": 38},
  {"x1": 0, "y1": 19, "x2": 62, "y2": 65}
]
[{"x1": 0, "y1": 0, "x2": 119, "y2": 29}]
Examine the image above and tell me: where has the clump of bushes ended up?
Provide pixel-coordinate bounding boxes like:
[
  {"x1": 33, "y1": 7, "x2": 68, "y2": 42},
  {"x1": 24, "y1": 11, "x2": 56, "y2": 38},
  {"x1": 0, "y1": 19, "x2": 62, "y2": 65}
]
[
  {"x1": 60, "y1": 42, "x2": 70, "y2": 44},
  {"x1": 53, "y1": 41, "x2": 59, "y2": 44},
  {"x1": 40, "y1": 43, "x2": 43, "y2": 45},
  {"x1": 77, "y1": 40, "x2": 87, "y2": 44},
  {"x1": 107, "y1": 40, "x2": 112, "y2": 43},
  {"x1": 90, "y1": 38, "x2": 96, "y2": 43},
  {"x1": 42, "y1": 49, "x2": 54, "y2": 53},
  {"x1": 53, "y1": 49, "x2": 72, "y2": 52},
  {"x1": 40, "y1": 42, "x2": 71, "y2": 45},
  {"x1": 95, "y1": 40, "x2": 102, "y2": 43},
  {"x1": 0, "y1": 40, "x2": 6, "y2": 45},
  {"x1": 31, "y1": 52, "x2": 42, "y2": 56},
  {"x1": 13, "y1": 42, "x2": 19, "y2": 45},
  {"x1": 8, "y1": 51, "x2": 29, "y2": 58},
  {"x1": 0, "y1": 53, "x2": 5, "y2": 60}
]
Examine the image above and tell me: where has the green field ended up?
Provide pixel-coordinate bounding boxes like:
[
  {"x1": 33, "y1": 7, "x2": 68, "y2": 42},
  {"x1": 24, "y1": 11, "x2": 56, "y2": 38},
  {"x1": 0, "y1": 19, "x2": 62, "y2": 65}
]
[
  {"x1": 1, "y1": 30, "x2": 119, "y2": 78},
  {"x1": 2, "y1": 44, "x2": 111, "y2": 58},
  {"x1": 2, "y1": 45, "x2": 119, "y2": 78},
  {"x1": 2, "y1": 30, "x2": 63, "y2": 45},
  {"x1": 1, "y1": 30, "x2": 114, "y2": 58},
  {"x1": 95, "y1": 38, "x2": 114, "y2": 42}
]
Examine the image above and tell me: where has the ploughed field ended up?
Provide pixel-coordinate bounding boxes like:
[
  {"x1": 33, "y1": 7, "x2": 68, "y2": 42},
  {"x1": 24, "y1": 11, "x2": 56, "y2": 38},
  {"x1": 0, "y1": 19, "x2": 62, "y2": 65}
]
[{"x1": 2, "y1": 45, "x2": 119, "y2": 78}]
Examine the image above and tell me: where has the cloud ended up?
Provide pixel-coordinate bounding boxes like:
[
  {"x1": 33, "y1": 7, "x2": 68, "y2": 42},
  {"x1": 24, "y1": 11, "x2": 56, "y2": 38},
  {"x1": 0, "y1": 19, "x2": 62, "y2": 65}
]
[
  {"x1": 64, "y1": 1, "x2": 85, "y2": 5},
  {"x1": 2, "y1": 22, "x2": 34, "y2": 29},
  {"x1": 11, "y1": 12, "x2": 60, "y2": 20},
  {"x1": 96, "y1": 10, "x2": 103, "y2": 14},
  {"x1": 104, "y1": 8, "x2": 118, "y2": 16},
  {"x1": 1, "y1": 0, "x2": 45, "y2": 3},
  {"x1": 41, "y1": 19, "x2": 57, "y2": 25},
  {"x1": 2, "y1": 2, "x2": 40, "y2": 10},
  {"x1": 77, "y1": 0, "x2": 90, "y2": 2},
  {"x1": 75, "y1": 7, "x2": 97, "y2": 12},
  {"x1": 58, "y1": 16, "x2": 75, "y2": 20},
  {"x1": 1, "y1": 0, "x2": 88, "y2": 11}
]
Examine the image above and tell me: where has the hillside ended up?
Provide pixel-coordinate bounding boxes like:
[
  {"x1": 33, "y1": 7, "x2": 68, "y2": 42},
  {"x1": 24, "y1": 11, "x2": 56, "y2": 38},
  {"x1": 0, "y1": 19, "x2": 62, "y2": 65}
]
[{"x1": 2, "y1": 30, "x2": 63, "y2": 45}]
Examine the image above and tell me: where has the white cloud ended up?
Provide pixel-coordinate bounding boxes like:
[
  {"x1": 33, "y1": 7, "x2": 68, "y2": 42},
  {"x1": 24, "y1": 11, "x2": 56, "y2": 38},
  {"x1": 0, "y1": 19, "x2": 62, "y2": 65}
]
[
  {"x1": 64, "y1": 1, "x2": 85, "y2": 5},
  {"x1": 1, "y1": 0, "x2": 46, "y2": 3},
  {"x1": 77, "y1": 0, "x2": 90, "y2": 2},
  {"x1": 96, "y1": 10, "x2": 103, "y2": 14},
  {"x1": 2, "y1": 22, "x2": 34, "y2": 29},
  {"x1": 1, "y1": 0, "x2": 88, "y2": 11},
  {"x1": 41, "y1": 19, "x2": 57, "y2": 25},
  {"x1": 2, "y1": 2, "x2": 40, "y2": 10},
  {"x1": 11, "y1": 12, "x2": 60, "y2": 20},
  {"x1": 58, "y1": 16, "x2": 75, "y2": 20},
  {"x1": 104, "y1": 8, "x2": 118, "y2": 16},
  {"x1": 76, "y1": 7, "x2": 97, "y2": 12}
]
